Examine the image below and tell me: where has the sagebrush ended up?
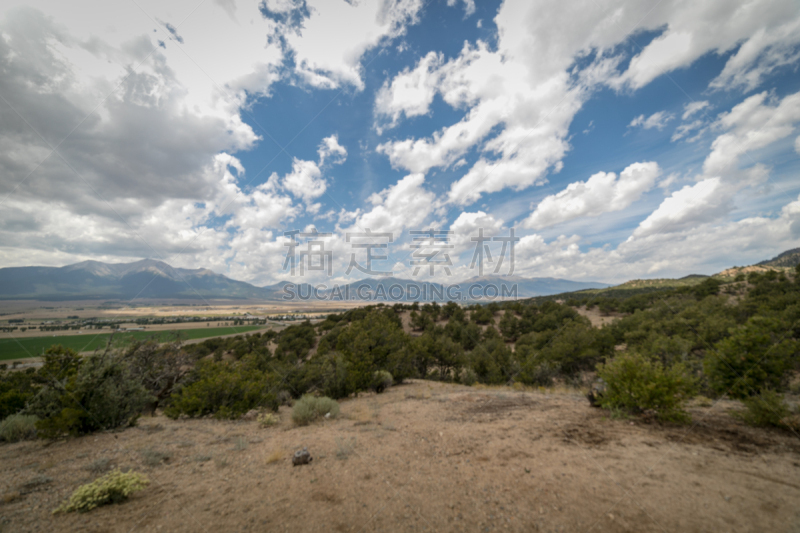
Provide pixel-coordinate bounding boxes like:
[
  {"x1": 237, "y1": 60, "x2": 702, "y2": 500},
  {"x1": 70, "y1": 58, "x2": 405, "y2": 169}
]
[
  {"x1": 291, "y1": 395, "x2": 339, "y2": 426},
  {"x1": 54, "y1": 469, "x2": 149, "y2": 513},
  {"x1": 0, "y1": 413, "x2": 38, "y2": 442}
]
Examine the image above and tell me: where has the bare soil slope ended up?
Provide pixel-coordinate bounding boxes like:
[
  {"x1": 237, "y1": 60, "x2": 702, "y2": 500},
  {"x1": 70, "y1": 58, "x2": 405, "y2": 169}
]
[{"x1": 2, "y1": 380, "x2": 799, "y2": 532}]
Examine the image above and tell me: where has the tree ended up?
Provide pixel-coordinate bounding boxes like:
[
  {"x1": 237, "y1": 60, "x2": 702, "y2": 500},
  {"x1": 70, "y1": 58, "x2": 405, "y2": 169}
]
[
  {"x1": 471, "y1": 305, "x2": 494, "y2": 325},
  {"x1": 704, "y1": 317, "x2": 795, "y2": 398},
  {"x1": 335, "y1": 311, "x2": 409, "y2": 392},
  {"x1": 499, "y1": 311, "x2": 520, "y2": 341},
  {"x1": 125, "y1": 340, "x2": 194, "y2": 415}
]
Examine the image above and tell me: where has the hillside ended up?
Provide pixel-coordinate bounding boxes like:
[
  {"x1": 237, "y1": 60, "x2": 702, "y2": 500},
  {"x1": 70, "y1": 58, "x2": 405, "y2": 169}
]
[
  {"x1": 1, "y1": 258, "x2": 799, "y2": 532},
  {"x1": 758, "y1": 247, "x2": 800, "y2": 268},
  {"x1": 2, "y1": 380, "x2": 799, "y2": 533}
]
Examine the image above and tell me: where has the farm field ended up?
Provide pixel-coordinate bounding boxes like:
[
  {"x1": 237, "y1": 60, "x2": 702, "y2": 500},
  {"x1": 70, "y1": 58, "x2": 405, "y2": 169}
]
[{"x1": 0, "y1": 326, "x2": 265, "y2": 361}]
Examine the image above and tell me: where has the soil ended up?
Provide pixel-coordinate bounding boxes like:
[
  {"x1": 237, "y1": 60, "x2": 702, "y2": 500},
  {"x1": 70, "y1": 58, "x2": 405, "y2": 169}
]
[
  {"x1": 2, "y1": 380, "x2": 799, "y2": 533},
  {"x1": 574, "y1": 306, "x2": 622, "y2": 328}
]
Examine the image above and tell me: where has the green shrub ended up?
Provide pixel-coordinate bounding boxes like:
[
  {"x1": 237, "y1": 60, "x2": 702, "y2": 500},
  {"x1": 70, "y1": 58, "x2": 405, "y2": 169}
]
[
  {"x1": 732, "y1": 390, "x2": 791, "y2": 427},
  {"x1": 0, "y1": 368, "x2": 37, "y2": 420},
  {"x1": 54, "y1": 469, "x2": 149, "y2": 513},
  {"x1": 371, "y1": 370, "x2": 393, "y2": 393},
  {"x1": 458, "y1": 367, "x2": 477, "y2": 386},
  {"x1": 704, "y1": 318, "x2": 795, "y2": 398},
  {"x1": 257, "y1": 412, "x2": 279, "y2": 427},
  {"x1": 291, "y1": 395, "x2": 339, "y2": 426},
  {"x1": 29, "y1": 350, "x2": 152, "y2": 438},
  {"x1": 597, "y1": 352, "x2": 697, "y2": 422},
  {"x1": 163, "y1": 359, "x2": 278, "y2": 420},
  {"x1": 0, "y1": 413, "x2": 39, "y2": 442}
]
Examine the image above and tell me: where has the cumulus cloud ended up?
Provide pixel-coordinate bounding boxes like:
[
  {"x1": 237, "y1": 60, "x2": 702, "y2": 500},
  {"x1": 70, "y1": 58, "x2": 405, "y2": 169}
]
[
  {"x1": 611, "y1": 1, "x2": 800, "y2": 92},
  {"x1": 374, "y1": 51, "x2": 443, "y2": 131},
  {"x1": 628, "y1": 111, "x2": 674, "y2": 130},
  {"x1": 277, "y1": 134, "x2": 347, "y2": 207},
  {"x1": 710, "y1": 17, "x2": 800, "y2": 91},
  {"x1": 524, "y1": 162, "x2": 661, "y2": 230},
  {"x1": 633, "y1": 90, "x2": 800, "y2": 241},
  {"x1": 448, "y1": 211, "x2": 504, "y2": 256},
  {"x1": 510, "y1": 194, "x2": 800, "y2": 283},
  {"x1": 376, "y1": 0, "x2": 800, "y2": 208},
  {"x1": 703, "y1": 90, "x2": 800, "y2": 181},
  {"x1": 281, "y1": 0, "x2": 423, "y2": 90},
  {"x1": 632, "y1": 178, "x2": 730, "y2": 238},
  {"x1": 282, "y1": 159, "x2": 328, "y2": 203},
  {"x1": 347, "y1": 173, "x2": 436, "y2": 236},
  {"x1": 317, "y1": 134, "x2": 347, "y2": 166}
]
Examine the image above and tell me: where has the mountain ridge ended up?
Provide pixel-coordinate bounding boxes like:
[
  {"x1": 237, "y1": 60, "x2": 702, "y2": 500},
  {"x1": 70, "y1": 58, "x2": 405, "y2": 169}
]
[{"x1": 0, "y1": 259, "x2": 609, "y2": 301}]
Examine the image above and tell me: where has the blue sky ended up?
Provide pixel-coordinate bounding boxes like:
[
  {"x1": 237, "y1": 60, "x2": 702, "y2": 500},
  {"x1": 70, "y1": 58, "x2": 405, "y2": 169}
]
[{"x1": 0, "y1": 0, "x2": 799, "y2": 285}]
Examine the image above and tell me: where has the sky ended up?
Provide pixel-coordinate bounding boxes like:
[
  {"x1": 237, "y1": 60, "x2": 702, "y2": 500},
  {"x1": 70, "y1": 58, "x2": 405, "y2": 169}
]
[{"x1": 0, "y1": 0, "x2": 799, "y2": 287}]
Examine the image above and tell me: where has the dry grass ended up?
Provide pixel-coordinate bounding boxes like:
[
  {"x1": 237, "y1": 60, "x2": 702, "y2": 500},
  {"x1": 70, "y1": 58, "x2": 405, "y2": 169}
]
[{"x1": 265, "y1": 449, "x2": 284, "y2": 464}]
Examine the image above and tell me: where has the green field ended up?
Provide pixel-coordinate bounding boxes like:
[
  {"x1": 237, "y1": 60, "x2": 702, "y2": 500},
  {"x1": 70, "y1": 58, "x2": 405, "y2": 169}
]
[{"x1": 0, "y1": 326, "x2": 264, "y2": 361}]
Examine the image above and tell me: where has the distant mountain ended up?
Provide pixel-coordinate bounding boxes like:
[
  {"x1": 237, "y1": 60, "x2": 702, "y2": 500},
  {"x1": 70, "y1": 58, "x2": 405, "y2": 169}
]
[
  {"x1": 757, "y1": 248, "x2": 800, "y2": 268},
  {"x1": 274, "y1": 274, "x2": 609, "y2": 301},
  {"x1": 461, "y1": 275, "x2": 610, "y2": 298},
  {"x1": 0, "y1": 259, "x2": 270, "y2": 300},
  {"x1": 0, "y1": 259, "x2": 611, "y2": 301}
]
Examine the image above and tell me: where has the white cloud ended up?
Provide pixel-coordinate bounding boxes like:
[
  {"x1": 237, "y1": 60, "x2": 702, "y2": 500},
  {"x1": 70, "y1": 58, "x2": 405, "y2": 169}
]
[
  {"x1": 628, "y1": 111, "x2": 674, "y2": 130},
  {"x1": 283, "y1": 0, "x2": 423, "y2": 90},
  {"x1": 374, "y1": 51, "x2": 443, "y2": 131},
  {"x1": 795, "y1": 135, "x2": 800, "y2": 154},
  {"x1": 344, "y1": 173, "x2": 436, "y2": 237},
  {"x1": 632, "y1": 178, "x2": 730, "y2": 238},
  {"x1": 377, "y1": 0, "x2": 800, "y2": 208},
  {"x1": 710, "y1": 17, "x2": 800, "y2": 91},
  {"x1": 317, "y1": 134, "x2": 347, "y2": 166},
  {"x1": 449, "y1": 211, "x2": 503, "y2": 256},
  {"x1": 524, "y1": 162, "x2": 661, "y2": 230},
  {"x1": 281, "y1": 159, "x2": 329, "y2": 204},
  {"x1": 506, "y1": 193, "x2": 800, "y2": 283},
  {"x1": 682, "y1": 100, "x2": 709, "y2": 120},
  {"x1": 671, "y1": 119, "x2": 706, "y2": 142},
  {"x1": 447, "y1": 0, "x2": 476, "y2": 17},
  {"x1": 703, "y1": 90, "x2": 800, "y2": 180},
  {"x1": 282, "y1": 134, "x2": 347, "y2": 206},
  {"x1": 612, "y1": 1, "x2": 800, "y2": 92},
  {"x1": 643, "y1": 89, "x2": 800, "y2": 239}
]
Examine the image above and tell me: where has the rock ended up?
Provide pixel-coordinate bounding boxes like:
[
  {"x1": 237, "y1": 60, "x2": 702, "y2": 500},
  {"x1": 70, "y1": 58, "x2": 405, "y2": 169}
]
[
  {"x1": 587, "y1": 378, "x2": 607, "y2": 407},
  {"x1": 292, "y1": 447, "x2": 312, "y2": 466}
]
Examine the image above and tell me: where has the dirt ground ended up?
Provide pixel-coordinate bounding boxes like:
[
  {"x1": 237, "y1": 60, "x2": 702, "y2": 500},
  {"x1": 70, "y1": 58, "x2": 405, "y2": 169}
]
[
  {"x1": 1, "y1": 380, "x2": 799, "y2": 533},
  {"x1": 574, "y1": 306, "x2": 622, "y2": 328}
]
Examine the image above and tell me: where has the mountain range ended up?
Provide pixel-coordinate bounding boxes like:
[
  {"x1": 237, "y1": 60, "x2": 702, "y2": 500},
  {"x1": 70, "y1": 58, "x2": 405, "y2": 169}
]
[{"x1": 0, "y1": 259, "x2": 610, "y2": 301}]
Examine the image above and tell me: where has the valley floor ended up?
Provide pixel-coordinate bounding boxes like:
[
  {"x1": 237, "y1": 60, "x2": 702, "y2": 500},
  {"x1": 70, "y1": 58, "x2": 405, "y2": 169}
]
[{"x1": 1, "y1": 380, "x2": 799, "y2": 532}]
